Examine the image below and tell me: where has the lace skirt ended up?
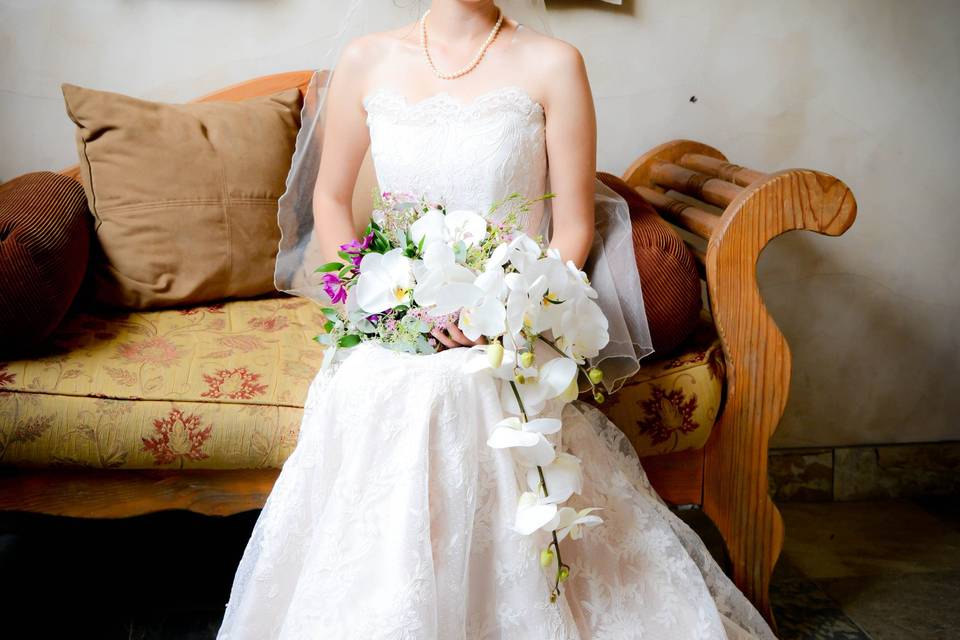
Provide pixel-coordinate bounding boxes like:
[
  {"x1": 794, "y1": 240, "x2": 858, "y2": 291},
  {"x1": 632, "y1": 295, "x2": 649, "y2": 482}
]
[{"x1": 216, "y1": 341, "x2": 775, "y2": 639}]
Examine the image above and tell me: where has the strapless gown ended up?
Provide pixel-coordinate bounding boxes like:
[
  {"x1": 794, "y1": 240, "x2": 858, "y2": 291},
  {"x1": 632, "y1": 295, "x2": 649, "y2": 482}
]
[{"x1": 215, "y1": 85, "x2": 776, "y2": 640}]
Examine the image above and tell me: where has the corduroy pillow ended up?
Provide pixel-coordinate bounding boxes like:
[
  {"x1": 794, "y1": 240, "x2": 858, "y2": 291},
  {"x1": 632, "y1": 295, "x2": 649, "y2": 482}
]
[
  {"x1": 597, "y1": 172, "x2": 702, "y2": 355},
  {"x1": 61, "y1": 83, "x2": 303, "y2": 309},
  {"x1": 0, "y1": 172, "x2": 91, "y2": 356}
]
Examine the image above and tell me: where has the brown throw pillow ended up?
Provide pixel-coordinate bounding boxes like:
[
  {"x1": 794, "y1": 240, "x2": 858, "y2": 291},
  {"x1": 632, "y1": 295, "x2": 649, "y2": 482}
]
[
  {"x1": 597, "y1": 172, "x2": 702, "y2": 355},
  {"x1": 0, "y1": 172, "x2": 90, "y2": 356},
  {"x1": 61, "y1": 83, "x2": 303, "y2": 309}
]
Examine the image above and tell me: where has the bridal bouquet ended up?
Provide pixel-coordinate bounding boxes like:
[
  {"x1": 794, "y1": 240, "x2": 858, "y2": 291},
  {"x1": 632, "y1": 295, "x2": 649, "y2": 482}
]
[{"x1": 316, "y1": 190, "x2": 610, "y2": 602}]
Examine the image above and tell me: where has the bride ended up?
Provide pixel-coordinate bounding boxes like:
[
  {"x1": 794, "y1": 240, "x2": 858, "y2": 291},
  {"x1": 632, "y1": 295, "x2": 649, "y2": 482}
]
[{"x1": 217, "y1": 2, "x2": 776, "y2": 638}]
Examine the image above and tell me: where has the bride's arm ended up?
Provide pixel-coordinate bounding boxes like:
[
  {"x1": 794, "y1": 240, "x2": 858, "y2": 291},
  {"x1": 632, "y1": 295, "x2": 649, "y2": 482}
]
[
  {"x1": 312, "y1": 37, "x2": 373, "y2": 263},
  {"x1": 541, "y1": 42, "x2": 597, "y2": 270}
]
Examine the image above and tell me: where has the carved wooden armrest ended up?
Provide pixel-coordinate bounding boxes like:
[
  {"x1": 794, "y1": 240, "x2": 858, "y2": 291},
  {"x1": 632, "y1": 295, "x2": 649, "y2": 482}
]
[{"x1": 622, "y1": 140, "x2": 857, "y2": 622}]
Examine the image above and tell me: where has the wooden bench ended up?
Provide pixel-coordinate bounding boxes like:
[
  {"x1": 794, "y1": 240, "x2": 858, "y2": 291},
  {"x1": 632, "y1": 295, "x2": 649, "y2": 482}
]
[{"x1": 626, "y1": 140, "x2": 857, "y2": 623}]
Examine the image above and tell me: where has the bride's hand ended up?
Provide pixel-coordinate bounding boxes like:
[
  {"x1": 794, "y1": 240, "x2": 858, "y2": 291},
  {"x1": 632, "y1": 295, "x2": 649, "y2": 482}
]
[{"x1": 431, "y1": 323, "x2": 487, "y2": 350}]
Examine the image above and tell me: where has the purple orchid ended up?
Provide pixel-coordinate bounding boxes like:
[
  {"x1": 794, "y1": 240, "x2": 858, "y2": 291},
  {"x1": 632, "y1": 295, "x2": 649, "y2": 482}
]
[
  {"x1": 321, "y1": 272, "x2": 347, "y2": 305},
  {"x1": 339, "y1": 232, "x2": 375, "y2": 267}
]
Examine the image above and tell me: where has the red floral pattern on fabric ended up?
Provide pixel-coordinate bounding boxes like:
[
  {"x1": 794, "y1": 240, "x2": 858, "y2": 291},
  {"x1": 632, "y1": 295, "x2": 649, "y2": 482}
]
[
  {"x1": 638, "y1": 384, "x2": 700, "y2": 446},
  {"x1": 201, "y1": 367, "x2": 268, "y2": 400},
  {"x1": 0, "y1": 415, "x2": 53, "y2": 462},
  {"x1": 0, "y1": 364, "x2": 15, "y2": 388},
  {"x1": 178, "y1": 304, "x2": 226, "y2": 316},
  {"x1": 219, "y1": 335, "x2": 267, "y2": 352},
  {"x1": 116, "y1": 336, "x2": 181, "y2": 367},
  {"x1": 248, "y1": 316, "x2": 289, "y2": 332},
  {"x1": 142, "y1": 408, "x2": 213, "y2": 467}
]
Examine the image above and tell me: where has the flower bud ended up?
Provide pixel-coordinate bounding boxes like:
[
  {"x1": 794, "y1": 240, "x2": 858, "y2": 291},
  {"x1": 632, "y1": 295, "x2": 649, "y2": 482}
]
[
  {"x1": 540, "y1": 548, "x2": 554, "y2": 567},
  {"x1": 487, "y1": 341, "x2": 504, "y2": 368},
  {"x1": 520, "y1": 351, "x2": 535, "y2": 368},
  {"x1": 549, "y1": 590, "x2": 558, "y2": 604},
  {"x1": 593, "y1": 390, "x2": 605, "y2": 404},
  {"x1": 515, "y1": 372, "x2": 526, "y2": 385},
  {"x1": 558, "y1": 566, "x2": 570, "y2": 582},
  {"x1": 587, "y1": 367, "x2": 604, "y2": 385}
]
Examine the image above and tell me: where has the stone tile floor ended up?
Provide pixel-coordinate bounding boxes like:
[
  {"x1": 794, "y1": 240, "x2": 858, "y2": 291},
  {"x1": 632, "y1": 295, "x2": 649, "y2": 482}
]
[{"x1": 0, "y1": 496, "x2": 956, "y2": 639}]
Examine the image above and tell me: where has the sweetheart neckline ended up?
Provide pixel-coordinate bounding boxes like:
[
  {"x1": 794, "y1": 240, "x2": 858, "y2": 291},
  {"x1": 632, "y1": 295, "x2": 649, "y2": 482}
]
[{"x1": 362, "y1": 84, "x2": 544, "y2": 115}]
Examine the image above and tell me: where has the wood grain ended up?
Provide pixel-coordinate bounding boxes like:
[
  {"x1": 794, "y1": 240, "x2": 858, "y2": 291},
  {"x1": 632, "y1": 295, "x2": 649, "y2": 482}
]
[
  {"x1": 0, "y1": 469, "x2": 279, "y2": 517},
  {"x1": 701, "y1": 168, "x2": 856, "y2": 621},
  {"x1": 635, "y1": 185, "x2": 720, "y2": 239},
  {"x1": 651, "y1": 161, "x2": 744, "y2": 209},
  {"x1": 639, "y1": 449, "x2": 704, "y2": 506},
  {"x1": 679, "y1": 154, "x2": 766, "y2": 187}
]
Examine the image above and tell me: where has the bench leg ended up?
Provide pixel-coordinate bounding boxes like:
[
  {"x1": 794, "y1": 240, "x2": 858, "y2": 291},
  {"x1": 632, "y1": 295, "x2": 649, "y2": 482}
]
[{"x1": 703, "y1": 448, "x2": 784, "y2": 627}]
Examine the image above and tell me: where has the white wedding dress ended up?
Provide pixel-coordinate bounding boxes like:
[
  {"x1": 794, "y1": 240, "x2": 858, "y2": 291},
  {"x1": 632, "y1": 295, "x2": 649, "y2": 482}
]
[{"x1": 216, "y1": 85, "x2": 776, "y2": 640}]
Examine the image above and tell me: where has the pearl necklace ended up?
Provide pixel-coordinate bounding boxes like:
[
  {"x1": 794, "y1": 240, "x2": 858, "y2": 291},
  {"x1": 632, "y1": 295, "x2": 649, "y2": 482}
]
[{"x1": 420, "y1": 7, "x2": 504, "y2": 80}]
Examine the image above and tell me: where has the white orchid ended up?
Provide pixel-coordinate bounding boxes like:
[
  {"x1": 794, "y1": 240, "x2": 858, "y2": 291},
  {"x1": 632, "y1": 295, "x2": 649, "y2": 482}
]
[
  {"x1": 514, "y1": 491, "x2": 560, "y2": 535},
  {"x1": 413, "y1": 241, "x2": 479, "y2": 316},
  {"x1": 456, "y1": 267, "x2": 508, "y2": 340},
  {"x1": 557, "y1": 296, "x2": 610, "y2": 362},
  {"x1": 409, "y1": 208, "x2": 487, "y2": 249},
  {"x1": 526, "y1": 452, "x2": 583, "y2": 504},
  {"x1": 355, "y1": 248, "x2": 415, "y2": 314},
  {"x1": 486, "y1": 416, "x2": 560, "y2": 468},
  {"x1": 499, "y1": 355, "x2": 578, "y2": 417},
  {"x1": 505, "y1": 234, "x2": 543, "y2": 272},
  {"x1": 515, "y1": 498, "x2": 603, "y2": 539},
  {"x1": 563, "y1": 257, "x2": 598, "y2": 299},
  {"x1": 554, "y1": 506, "x2": 603, "y2": 542}
]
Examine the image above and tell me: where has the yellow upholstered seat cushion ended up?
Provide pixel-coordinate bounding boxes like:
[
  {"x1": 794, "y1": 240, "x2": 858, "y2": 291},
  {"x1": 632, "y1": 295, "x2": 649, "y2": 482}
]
[{"x1": 0, "y1": 300, "x2": 723, "y2": 469}]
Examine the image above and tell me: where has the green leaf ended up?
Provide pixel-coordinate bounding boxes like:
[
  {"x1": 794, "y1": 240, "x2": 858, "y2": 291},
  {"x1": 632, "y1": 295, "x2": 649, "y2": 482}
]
[
  {"x1": 320, "y1": 307, "x2": 340, "y2": 321},
  {"x1": 337, "y1": 250, "x2": 352, "y2": 262},
  {"x1": 315, "y1": 261, "x2": 344, "y2": 273},
  {"x1": 338, "y1": 334, "x2": 362, "y2": 348},
  {"x1": 323, "y1": 320, "x2": 335, "y2": 333}
]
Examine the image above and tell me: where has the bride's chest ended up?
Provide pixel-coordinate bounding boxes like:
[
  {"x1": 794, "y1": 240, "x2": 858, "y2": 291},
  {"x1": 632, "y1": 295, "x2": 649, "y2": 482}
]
[{"x1": 362, "y1": 86, "x2": 547, "y2": 196}]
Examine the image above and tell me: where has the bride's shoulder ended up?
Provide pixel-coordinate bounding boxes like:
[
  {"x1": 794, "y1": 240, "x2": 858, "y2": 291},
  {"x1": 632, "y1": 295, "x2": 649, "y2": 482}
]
[
  {"x1": 513, "y1": 27, "x2": 586, "y2": 76},
  {"x1": 337, "y1": 24, "x2": 418, "y2": 72}
]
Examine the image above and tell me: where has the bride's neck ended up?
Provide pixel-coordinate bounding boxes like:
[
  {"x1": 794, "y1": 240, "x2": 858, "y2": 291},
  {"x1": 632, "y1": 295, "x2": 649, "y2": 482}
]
[{"x1": 425, "y1": 1, "x2": 501, "y2": 45}]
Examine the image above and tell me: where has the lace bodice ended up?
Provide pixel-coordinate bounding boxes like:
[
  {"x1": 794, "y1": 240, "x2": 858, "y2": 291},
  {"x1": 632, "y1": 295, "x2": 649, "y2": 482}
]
[{"x1": 363, "y1": 85, "x2": 547, "y2": 223}]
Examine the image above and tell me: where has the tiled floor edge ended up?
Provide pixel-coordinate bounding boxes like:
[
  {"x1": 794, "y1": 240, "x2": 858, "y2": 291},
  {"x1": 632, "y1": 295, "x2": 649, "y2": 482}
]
[{"x1": 769, "y1": 441, "x2": 960, "y2": 502}]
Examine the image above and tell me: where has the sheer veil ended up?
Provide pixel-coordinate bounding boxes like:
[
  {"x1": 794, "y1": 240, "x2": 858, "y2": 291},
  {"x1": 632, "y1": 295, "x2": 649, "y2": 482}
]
[{"x1": 273, "y1": 0, "x2": 654, "y2": 391}]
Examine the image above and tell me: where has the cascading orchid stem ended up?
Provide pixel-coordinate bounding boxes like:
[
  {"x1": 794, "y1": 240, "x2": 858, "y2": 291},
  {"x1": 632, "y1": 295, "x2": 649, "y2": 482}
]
[{"x1": 509, "y1": 379, "x2": 571, "y2": 603}]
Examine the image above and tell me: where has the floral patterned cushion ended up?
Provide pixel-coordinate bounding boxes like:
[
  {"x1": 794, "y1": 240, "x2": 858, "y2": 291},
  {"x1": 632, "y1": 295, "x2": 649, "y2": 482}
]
[{"x1": 0, "y1": 300, "x2": 723, "y2": 469}]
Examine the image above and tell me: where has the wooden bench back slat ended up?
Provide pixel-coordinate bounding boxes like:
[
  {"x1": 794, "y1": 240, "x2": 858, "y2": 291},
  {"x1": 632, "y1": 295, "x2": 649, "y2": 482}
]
[
  {"x1": 678, "y1": 153, "x2": 766, "y2": 187},
  {"x1": 635, "y1": 185, "x2": 719, "y2": 240}
]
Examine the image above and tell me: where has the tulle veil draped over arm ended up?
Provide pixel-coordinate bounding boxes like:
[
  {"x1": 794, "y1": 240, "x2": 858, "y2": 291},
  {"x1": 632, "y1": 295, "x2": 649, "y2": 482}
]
[{"x1": 273, "y1": 0, "x2": 654, "y2": 391}]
